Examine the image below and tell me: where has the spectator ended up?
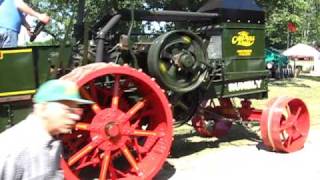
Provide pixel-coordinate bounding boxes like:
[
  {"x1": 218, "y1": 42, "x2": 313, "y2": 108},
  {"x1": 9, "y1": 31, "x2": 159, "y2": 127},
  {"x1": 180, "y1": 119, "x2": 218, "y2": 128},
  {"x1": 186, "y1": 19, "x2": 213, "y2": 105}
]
[
  {"x1": 0, "y1": 0, "x2": 50, "y2": 48},
  {"x1": 0, "y1": 79, "x2": 93, "y2": 179}
]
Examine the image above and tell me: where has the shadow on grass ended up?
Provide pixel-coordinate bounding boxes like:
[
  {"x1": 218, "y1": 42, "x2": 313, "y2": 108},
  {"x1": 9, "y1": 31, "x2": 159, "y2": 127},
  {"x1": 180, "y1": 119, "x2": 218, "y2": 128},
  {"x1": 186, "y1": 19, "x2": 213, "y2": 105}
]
[
  {"x1": 154, "y1": 161, "x2": 176, "y2": 180},
  {"x1": 170, "y1": 124, "x2": 261, "y2": 158},
  {"x1": 268, "y1": 78, "x2": 311, "y2": 88},
  {"x1": 299, "y1": 75, "x2": 320, "y2": 82}
]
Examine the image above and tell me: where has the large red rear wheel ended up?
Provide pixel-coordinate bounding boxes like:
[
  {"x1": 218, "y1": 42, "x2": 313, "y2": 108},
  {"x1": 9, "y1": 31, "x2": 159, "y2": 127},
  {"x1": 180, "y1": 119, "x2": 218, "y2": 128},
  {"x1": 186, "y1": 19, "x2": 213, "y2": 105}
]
[
  {"x1": 60, "y1": 63, "x2": 173, "y2": 179},
  {"x1": 260, "y1": 96, "x2": 310, "y2": 153}
]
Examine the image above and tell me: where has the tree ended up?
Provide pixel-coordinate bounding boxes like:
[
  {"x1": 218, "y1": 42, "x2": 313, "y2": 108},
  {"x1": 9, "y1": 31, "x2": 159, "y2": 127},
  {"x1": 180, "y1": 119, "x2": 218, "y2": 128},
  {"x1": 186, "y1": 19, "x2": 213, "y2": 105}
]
[
  {"x1": 258, "y1": 0, "x2": 320, "y2": 49},
  {"x1": 26, "y1": 0, "x2": 320, "y2": 49}
]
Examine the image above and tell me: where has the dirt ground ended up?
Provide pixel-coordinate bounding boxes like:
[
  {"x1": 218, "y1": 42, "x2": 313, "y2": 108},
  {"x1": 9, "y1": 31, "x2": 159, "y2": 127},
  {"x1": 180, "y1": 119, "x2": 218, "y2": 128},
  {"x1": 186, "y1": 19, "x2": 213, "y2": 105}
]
[
  {"x1": 154, "y1": 124, "x2": 320, "y2": 180},
  {"x1": 154, "y1": 77, "x2": 320, "y2": 180}
]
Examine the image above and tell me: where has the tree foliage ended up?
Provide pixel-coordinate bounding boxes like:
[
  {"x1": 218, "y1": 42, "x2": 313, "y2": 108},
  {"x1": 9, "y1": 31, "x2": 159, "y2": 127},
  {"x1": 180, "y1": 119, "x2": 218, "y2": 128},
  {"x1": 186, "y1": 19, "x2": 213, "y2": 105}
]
[
  {"x1": 27, "y1": 0, "x2": 320, "y2": 49},
  {"x1": 257, "y1": 0, "x2": 320, "y2": 48}
]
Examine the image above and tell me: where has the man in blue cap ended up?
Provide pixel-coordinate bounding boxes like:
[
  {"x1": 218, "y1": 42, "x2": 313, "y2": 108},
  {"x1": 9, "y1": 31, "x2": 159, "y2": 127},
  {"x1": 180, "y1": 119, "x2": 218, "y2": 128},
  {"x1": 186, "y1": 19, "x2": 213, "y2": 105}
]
[{"x1": 0, "y1": 79, "x2": 93, "y2": 179}]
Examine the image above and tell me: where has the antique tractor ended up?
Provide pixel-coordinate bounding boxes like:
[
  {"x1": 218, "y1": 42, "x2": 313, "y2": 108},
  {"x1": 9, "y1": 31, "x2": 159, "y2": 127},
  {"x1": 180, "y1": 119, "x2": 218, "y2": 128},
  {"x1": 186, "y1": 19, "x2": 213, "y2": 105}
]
[
  {"x1": 265, "y1": 48, "x2": 294, "y2": 79},
  {"x1": 0, "y1": 0, "x2": 310, "y2": 179}
]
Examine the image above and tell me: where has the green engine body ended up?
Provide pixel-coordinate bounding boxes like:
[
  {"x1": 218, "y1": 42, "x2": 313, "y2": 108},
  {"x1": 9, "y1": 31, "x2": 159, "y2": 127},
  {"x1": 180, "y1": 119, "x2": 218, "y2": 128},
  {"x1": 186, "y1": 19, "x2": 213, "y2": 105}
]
[
  {"x1": 0, "y1": 0, "x2": 268, "y2": 131},
  {"x1": 0, "y1": 46, "x2": 71, "y2": 132},
  {"x1": 203, "y1": 22, "x2": 267, "y2": 99}
]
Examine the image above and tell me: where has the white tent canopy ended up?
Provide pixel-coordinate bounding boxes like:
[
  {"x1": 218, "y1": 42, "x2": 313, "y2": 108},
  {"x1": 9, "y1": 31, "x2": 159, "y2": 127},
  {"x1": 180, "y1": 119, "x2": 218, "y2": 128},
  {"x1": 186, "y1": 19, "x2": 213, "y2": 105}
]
[
  {"x1": 282, "y1": 43, "x2": 320, "y2": 58},
  {"x1": 282, "y1": 43, "x2": 320, "y2": 75}
]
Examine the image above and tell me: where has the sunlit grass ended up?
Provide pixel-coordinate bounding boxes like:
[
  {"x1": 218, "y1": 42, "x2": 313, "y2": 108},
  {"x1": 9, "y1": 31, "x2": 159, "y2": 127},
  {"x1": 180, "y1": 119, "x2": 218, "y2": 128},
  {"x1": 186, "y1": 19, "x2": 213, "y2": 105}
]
[{"x1": 251, "y1": 76, "x2": 320, "y2": 128}]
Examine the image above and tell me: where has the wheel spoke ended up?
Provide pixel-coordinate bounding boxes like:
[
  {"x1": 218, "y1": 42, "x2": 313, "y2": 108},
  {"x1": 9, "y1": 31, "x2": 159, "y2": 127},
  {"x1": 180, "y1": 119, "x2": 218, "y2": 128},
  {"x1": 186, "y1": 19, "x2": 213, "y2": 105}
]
[
  {"x1": 130, "y1": 130, "x2": 165, "y2": 137},
  {"x1": 133, "y1": 138, "x2": 143, "y2": 161},
  {"x1": 284, "y1": 132, "x2": 303, "y2": 147},
  {"x1": 137, "y1": 135, "x2": 159, "y2": 154},
  {"x1": 75, "y1": 157, "x2": 100, "y2": 170},
  {"x1": 75, "y1": 148, "x2": 100, "y2": 170},
  {"x1": 279, "y1": 107, "x2": 302, "y2": 131},
  {"x1": 89, "y1": 81, "x2": 98, "y2": 102},
  {"x1": 121, "y1": 145, "x2": 143, "y2": 176},
  {"x1": 99, "y1": 150, "x2": 111, "y2": 180},
  {"x1": 68, "y1": 137, "x2": 103, "y2": 166},
  {"x1": 75, "y1": 122, "x2": 90, "y2": 131},
  {"x1": 160, "y1": 50, "x2": 173, "y2": 60},
  {"x1": 80, "y1": 88, "x2": 102, "y2": 113},
  {"x1": 124, "y1": 100, "x2": 146, "y2": 121},
  {"x1": 293, "y1": 125, "x2": 308, "y2": 138},
  {"x1": 111, "y1": 75, "x2": 121, "y2": 109},
  {"x1": 108, "y1": 164, "x2": 118, "y2": 180},
  {"x1": 167, "y1": 65, "x2": 177, "y2": 78},
  {"x1": 283, "y1": 135, "x2": 293, "y2": 147}
]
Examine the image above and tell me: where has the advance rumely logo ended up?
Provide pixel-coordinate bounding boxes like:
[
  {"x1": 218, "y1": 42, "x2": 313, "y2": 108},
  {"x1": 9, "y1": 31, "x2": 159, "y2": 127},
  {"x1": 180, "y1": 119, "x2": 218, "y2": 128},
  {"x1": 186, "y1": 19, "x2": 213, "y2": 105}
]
[{"x1": 232, "y1": 31, "x2": 255, "y2": 47}]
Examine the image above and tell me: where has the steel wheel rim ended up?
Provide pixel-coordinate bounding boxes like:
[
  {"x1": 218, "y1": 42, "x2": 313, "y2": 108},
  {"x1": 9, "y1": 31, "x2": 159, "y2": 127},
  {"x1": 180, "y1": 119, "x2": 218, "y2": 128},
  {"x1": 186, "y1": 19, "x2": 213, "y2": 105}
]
[
  {"x1": 60, "y1": 63, "x2": 173, "y2": 179},
  {"x1": 261, "y1": 96, "x2": 309, "y2": 153}
]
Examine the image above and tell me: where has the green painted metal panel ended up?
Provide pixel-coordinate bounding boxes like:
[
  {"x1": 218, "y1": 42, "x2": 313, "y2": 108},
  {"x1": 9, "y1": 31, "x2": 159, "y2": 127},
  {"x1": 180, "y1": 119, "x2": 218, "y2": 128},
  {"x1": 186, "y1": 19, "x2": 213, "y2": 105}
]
[
  {"x1": 0, "y1": 48, "x2": 36, "y2": 95},
  {"x1": 0, "y1": 45, "x2": 72, "y2": 132},
  {"x1": 205, "y1": 23, "x2": 268, "y2": 99},
  {"x1": 0, "y1": 45, "x2": 72, "y2": 97},
  {"x1": 221, "y1": 23, "x2": 268, "y2": 98},
  {"x1": 35, "y1": 45, "x2": 70, "y2": 84},
  {"x1": 222, "y1": 23, "x2": 268, "y2": 80},
  {"x1": 0, "y1": 101, "x2": 32, "y2": 132}
]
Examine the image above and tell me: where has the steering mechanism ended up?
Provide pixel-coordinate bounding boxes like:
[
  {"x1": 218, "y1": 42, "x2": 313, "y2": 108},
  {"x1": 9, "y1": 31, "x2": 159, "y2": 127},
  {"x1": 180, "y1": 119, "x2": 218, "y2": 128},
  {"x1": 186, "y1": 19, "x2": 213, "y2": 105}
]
[
  {"x1": 148, "y1": 30, "x2": 209, "y2": 93},
  {"x1": 30, "y1": 21, "x2": 46, "y2": 42}
]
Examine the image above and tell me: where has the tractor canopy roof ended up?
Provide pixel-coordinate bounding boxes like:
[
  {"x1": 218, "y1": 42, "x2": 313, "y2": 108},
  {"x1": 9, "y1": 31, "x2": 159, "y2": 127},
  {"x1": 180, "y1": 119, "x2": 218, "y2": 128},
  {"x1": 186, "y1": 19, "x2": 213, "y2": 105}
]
[
  {"x1": 198, "y1": 0, "x2": 263, "y2": 12},
  {"x1": 198, "y1": 0, "x2": 264, "y2": 24}
]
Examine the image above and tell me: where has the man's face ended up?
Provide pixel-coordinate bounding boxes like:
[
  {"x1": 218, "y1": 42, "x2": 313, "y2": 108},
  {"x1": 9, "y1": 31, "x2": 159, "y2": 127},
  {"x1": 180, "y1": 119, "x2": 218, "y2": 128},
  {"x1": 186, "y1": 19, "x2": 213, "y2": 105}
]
[{"x1": 41, "y1": 100, "x2": 82, "y2": 135}]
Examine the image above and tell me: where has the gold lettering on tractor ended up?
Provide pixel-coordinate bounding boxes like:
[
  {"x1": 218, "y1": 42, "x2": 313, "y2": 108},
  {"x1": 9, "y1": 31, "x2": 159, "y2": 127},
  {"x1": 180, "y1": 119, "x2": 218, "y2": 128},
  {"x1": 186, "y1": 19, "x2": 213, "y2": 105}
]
[
  {"x1": 232, "y1": 31, "x2": 255, "y2": 47},
  {"x1": 237, "y1": 49, "x2": 253, "y2": 56}
]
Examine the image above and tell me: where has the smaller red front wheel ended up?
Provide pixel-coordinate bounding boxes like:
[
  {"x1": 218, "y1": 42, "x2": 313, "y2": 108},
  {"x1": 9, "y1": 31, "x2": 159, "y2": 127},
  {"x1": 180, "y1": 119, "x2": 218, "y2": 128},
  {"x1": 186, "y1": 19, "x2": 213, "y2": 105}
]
[{"x1": 260, "y1": 96, "x2": 310, "y2": 153}]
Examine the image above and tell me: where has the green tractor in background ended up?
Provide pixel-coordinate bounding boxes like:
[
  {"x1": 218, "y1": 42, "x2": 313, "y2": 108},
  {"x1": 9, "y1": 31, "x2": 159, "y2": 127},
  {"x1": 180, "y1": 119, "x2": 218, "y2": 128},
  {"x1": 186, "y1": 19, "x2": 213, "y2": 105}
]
[{"x1": 265, "y1": 48, "x2": 294, "y2": 79}]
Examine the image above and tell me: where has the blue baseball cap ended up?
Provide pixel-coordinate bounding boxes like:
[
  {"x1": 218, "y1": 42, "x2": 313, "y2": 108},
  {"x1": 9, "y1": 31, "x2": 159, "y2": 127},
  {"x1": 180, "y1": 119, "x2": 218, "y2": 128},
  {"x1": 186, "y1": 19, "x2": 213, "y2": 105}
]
[{"x1": 33, "y1": 79, "x2": 93, "y2": 104}]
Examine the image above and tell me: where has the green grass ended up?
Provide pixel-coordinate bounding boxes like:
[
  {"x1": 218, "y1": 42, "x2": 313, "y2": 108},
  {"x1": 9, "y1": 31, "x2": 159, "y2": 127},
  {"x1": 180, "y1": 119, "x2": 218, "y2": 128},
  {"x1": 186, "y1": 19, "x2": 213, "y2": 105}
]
[{"x1": 251, "y1": 76, "x2": 320, "y2": 128}]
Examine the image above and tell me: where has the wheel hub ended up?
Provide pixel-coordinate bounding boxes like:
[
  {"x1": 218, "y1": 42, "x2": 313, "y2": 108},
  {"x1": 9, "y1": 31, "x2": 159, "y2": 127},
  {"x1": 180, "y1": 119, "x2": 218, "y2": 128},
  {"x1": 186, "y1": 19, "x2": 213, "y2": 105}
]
[
  {"x1": 147, "y1": 30, "x2": 208, "y2": 92},
  {"x1": 90, "y1": 108, "x2": 130, "y2": 151},
  {"x1": 105, "y1": 122, "x2": 120, "y2": 137},
  {"x1": 174, "y1": 51, "x2": 195, "y2": 70}
]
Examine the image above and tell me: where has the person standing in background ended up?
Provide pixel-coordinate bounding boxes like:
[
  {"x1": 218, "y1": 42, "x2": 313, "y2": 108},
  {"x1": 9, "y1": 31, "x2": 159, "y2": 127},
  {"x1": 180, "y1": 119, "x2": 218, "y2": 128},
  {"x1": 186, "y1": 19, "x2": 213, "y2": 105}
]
[{"x1": 0, "y1": 0, "x2": 50, "y2": 48}]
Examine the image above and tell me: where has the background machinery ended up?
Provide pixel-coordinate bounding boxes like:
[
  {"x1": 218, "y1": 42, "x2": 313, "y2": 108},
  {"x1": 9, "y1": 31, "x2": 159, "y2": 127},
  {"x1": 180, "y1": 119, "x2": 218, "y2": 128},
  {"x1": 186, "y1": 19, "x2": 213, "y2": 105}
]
[
  {"x1": 265, "y1": 47, "x2": 294, "y2": 79},
  {"x1": 0, "y1": 0, "x2": 310, "y2": 179}
]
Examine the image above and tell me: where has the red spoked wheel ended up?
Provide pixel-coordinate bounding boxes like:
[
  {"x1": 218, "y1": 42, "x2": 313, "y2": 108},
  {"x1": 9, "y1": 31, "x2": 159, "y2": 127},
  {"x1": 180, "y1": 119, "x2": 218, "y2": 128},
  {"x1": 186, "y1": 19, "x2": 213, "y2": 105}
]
[
  {"x1": 260, "y1": 96, "x2": 310, "y2": 153},
  {"x1": 191, "y1": 106, "x2": 232, "y2": 138},
  {"x1": 60, "y1": 63, "x2": 173, "y2": 180}
]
